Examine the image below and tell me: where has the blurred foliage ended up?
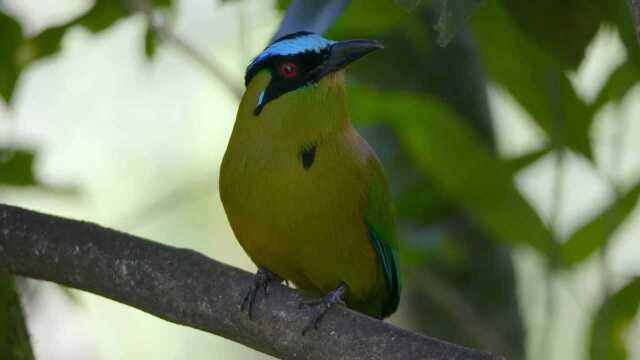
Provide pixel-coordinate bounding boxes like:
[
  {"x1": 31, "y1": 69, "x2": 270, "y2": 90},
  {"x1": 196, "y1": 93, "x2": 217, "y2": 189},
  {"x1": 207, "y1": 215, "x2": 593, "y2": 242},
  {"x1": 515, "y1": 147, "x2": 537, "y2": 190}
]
[
  {"x1": 0, "y1": 11, "x2": 23, "y2": 103},
  {"x1": 504, "y1": 148, "x2": 551, "y2": 174},
  {"x1": 561, "y1": 184, "x2": 640, "y2": 267},
  {"x1": 350, "y1": 86, "x2": 551, "y2": 253},
  {"x1": 593, "y1": 60, "x2": 640, "y2": 109},
  {"x1": 502, "y1": 0, "x2": 610, "y2": 69},
  {"x1": 145, "y1": 24, "x2": 159, "y2": 59},
  {"x1": 590, "y1": 278, "x2": 640, "y2": 360},
  {"x1": 76, "y1": 0, "x2": 129, "y2": 33},
  {"x1": 0, "y1": 0, "x2": 174, "y2": 103},
  {"x1": 0, "y1": 0, "x2": 639, "y2": 359},
  {"x1": 473, "y1": 3, "x2": 593, "y2": 158},
  {"x1": 0, "y1": 273, "x2": 34, "y2": 360},
  {"x1": 0, "y1": 149, "x2": 38, "y2": 187}
]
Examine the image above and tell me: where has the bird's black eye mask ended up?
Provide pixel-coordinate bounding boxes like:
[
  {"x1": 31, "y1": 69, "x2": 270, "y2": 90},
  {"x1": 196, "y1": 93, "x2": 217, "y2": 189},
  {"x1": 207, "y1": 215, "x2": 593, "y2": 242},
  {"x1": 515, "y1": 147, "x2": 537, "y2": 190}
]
[
  {"x1": 246, "y1": 49, "x2": 330, "y2": 116},
  {"x1": 245, "y1": 31, "x2": 383, "y2": 116}
]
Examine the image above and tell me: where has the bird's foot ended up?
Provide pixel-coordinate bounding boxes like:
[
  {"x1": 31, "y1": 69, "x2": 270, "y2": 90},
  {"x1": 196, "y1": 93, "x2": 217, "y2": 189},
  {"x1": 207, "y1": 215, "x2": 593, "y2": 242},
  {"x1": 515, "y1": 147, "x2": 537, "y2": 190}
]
[
  {"x1": 299, "y1": 282, "x2": 348, "y2": 335},
  {"x1": 241, "y1": 267, "x2": 279, "y2": 319}
]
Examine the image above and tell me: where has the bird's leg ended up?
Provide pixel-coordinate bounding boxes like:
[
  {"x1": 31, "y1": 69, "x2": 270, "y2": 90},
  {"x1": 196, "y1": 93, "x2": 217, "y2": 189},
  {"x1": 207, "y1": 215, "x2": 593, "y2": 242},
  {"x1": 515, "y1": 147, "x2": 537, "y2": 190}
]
[
  {"x1": 241, "y1": 267, "x2": 279, "y2": 319},
  {"x1": 299, "y1": 282, "x2": 348, "y2": 335}
]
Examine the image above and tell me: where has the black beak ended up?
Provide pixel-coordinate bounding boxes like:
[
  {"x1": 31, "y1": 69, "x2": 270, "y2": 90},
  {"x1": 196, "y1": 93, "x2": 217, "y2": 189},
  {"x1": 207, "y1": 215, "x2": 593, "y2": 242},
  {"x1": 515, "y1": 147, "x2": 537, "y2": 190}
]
[{"x1": 317, "y1": 39, "x2": 383, "y2": 78}]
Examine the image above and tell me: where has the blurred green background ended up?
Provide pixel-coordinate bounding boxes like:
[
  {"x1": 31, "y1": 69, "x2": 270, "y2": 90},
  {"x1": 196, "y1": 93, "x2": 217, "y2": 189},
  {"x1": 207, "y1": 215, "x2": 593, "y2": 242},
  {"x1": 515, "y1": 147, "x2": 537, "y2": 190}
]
[{"x1": 1, "y1": 0, "x2": 639, "y2": 359}]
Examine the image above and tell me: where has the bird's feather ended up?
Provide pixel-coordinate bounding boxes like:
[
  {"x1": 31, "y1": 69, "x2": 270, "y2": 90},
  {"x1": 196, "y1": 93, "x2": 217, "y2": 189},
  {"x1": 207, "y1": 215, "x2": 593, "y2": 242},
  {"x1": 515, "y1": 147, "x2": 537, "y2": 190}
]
[{"x1": 365, "y1": 157, "x2": 401, "y2": 317}]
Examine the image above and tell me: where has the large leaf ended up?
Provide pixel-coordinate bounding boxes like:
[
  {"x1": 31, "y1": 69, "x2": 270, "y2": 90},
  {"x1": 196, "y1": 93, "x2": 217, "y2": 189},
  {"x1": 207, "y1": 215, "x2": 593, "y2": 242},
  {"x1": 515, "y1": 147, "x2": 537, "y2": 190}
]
[
  {"x1": 590, "y1": 278, "x2": 640, "y2": 360},
  {"x1": 472, "y1": 2, "x2": 593, "y2": 159},
  {"x1": 560, "y1": 184, "x2": 640, "y2": 267},
  {"x1": 0, "y1": 11, "x2": 24, "y2": 103},
  {"x1": 591, "y1": 61, "x2": 640, "y2": 111},
  {"x1": 0, "y1": 149, "x2": 37, "y2": 186},
  {"x1": 502, "y1": 0, "x2": 610, "y2": 69},
  {"x1": 349, "y1": 86, "x2": 552, "y2": 253}
]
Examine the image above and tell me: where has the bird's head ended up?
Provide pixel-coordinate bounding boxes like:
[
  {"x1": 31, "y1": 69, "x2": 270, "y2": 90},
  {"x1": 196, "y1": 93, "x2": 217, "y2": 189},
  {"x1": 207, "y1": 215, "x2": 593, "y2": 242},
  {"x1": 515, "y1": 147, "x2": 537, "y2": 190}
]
[{"x1": 243, "y1": 32, "x2": 383, "y2": 116}]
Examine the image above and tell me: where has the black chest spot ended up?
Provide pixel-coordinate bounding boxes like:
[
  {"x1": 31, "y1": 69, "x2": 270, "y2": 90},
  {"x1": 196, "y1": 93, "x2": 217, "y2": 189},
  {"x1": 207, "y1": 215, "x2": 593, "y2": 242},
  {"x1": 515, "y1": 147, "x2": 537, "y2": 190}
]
[{"x1": 300, "y1": 144, "x2": 317, "y2": 170}]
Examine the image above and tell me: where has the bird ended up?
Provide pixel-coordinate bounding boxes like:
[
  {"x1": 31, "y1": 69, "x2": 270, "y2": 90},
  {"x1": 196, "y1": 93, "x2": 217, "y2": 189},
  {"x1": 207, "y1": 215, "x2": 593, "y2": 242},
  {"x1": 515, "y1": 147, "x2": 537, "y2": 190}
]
[{"x1": 219, "y1": 31, "x2": 401, "y2": 333}]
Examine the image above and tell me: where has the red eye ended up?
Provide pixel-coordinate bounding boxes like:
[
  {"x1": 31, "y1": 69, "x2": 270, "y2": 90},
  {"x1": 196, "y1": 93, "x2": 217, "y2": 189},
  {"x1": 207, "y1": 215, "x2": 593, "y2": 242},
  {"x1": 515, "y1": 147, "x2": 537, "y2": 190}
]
[{"x1": 279, "y1": 62, "x2": 298, "y2": 78}]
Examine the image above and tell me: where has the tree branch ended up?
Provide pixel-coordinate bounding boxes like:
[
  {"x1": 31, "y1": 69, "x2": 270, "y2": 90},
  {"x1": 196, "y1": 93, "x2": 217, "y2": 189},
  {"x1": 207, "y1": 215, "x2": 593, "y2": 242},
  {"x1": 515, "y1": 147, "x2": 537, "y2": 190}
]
[
  {"x1": 0, "y1": 204, "x2": 503, "y2": 360},
  {"x1": 130, "y1": 0, "x2": 244, "y2": 99},
  {"x1": 155, "y1": 28, "x2": 244, "y2": 99}
]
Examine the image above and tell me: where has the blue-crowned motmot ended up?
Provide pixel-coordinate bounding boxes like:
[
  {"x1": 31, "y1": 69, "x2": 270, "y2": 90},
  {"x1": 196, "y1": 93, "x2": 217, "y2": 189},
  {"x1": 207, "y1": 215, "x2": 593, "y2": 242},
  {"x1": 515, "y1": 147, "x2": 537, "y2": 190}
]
[{"x1": 220, "y1": 32, "x2": 401, "y2": 333}]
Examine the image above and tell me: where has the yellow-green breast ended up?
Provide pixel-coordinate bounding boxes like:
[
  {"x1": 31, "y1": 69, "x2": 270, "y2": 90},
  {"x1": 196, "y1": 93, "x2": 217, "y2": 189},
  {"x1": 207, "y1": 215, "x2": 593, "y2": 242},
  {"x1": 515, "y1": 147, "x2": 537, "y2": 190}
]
[{"x1": 220, "y1": 70, "x2": 396, "y2": 317}]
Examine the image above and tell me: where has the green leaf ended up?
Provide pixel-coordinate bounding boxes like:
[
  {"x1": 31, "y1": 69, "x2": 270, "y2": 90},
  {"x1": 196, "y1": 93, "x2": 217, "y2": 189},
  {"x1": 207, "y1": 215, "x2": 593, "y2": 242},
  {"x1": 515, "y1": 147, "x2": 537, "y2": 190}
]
[
  {"x1": 0, "y1": 149, "x2": 37, "y2": 186},
  {"x1": 504, "y1": 148, "x2": 550, "y2": 174},
  {"x1": 434, "y1": 0, "x2": 481, "y2": 47},
  {"x1": 144, "y1": 25, "x2": 157, "y2": 59},
  {"x1": 25, "y1": 0, "x2": 172, "y2": 64},
  {"x1": 502, "y1": 0, "x2": 610, "y2": 70},
  {"x1": 591, "y1": 61, "x2": 640, "y2": 111},
  {"x1": 77, "y1": 0, "x2": 129, "y2": 33},
  {"x1": 0, "y1": 11, "x2": 24, "y2": 103},
  {"x1": 0, "y1": 273, "x2": 35, "y2": 360},
  {"x1": 560, "y1": 184, "x2": 640, "y2": 267},
  {"x1": 608, "y1": 1, "x2": 640, "y2": 71},
  {"x1": 472, "y1": 2, "x2": 593, "y2": 158},
  {"x1": 349, "y1": 86, "x2": 553, "y2": 253},
  {"x1": 590, "y1": 278, "x2": 640, "y2": 360},
  {"x1": 25, "y1": 25, "x2": 68, "y2": 63},
  {"x1": 0, "y1": 1, "x2": 175, "y2": 102},
  {"x1": 327, "y1": 0, "x2": 416, "y2": 38}
]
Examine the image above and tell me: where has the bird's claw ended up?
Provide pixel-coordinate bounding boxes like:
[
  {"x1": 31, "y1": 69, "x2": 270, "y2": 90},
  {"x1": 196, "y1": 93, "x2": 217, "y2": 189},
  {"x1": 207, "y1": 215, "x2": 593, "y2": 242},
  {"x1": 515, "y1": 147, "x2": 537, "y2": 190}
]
[
  {"x1": 241, "y1": 267, "x2": 278, "y2": 319},
  {"x1": 300, "y1": 283, "x2": 348, "y2": 335}
]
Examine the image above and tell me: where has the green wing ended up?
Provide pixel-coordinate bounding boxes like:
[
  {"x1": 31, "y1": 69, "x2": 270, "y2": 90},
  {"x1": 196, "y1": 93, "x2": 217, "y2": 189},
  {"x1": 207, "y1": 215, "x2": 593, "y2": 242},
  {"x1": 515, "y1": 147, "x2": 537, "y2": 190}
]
[{"x1": 365, "y1": 156, "x2": 401, "y2": 318}]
